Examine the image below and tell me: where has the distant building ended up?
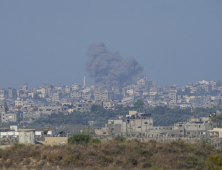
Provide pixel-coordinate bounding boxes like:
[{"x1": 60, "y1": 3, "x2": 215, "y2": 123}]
[
  {"x1": 95, "y1": 111, "x2": 153, "y2": 135},
  {"x1": 94, "y1": 90, "x2": 114, "y2": 101},
  {"x1": 0, "y1": 90, "x2": 8, "y2": 100},
  {"x1": 72, "y1": 83, "x2": 81, "y2": 91},
  {"x1": 103, "y1": 101, "x2": 118, "y2": 110},
  {"x1": 7, "y1": 88, "x2": 17, "y2": 99},
  {"x1": 52, "y1": 92, "x2": 62, "y2": 102},
  {"x1": 1, "y1": 112, "x2": 19, "y2": 123}
]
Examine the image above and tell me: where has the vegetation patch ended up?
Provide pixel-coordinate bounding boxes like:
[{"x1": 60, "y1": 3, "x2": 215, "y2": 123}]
[
  {"x1": 68, "y1": 134, "x2": 91, "y2": 144},
  {"x1": 89, "y1": 138, "x2": 101, "y2": 144},
  {"x1": 114, "y1": 136, "x2": 126, "y2": 142},
  {"x1": 0, "y1": 138, "x2": 220, "y2": 169}
]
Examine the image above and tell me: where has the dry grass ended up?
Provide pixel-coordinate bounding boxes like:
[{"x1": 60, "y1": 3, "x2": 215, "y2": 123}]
[{"x1": 0, "y1": 139, "x2": 220, "y2": 170}]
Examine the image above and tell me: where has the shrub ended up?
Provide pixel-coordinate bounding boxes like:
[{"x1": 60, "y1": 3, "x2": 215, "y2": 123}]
[
  {"x1": 131, "y1": 138, "x2": 141, "y2": 143},
  {"x1": 127, "y1": 155, "x2": 138, "y2": 165},
  {"x1": 142, "y1": 161, "x2": 152, "y2": 168},
  {"x1": 207, "y1": 155, "x2": 222, "y2": 170},
  {"x1": 0, "y1": 149, "x2": 4, "y2": 158},
  {"x1": 177, "y1": 153, "x2": 199, "y2": 169},
  {"x1": 11, "y1": 143, "x2": 25, "y2": 149},
  {"x1": 89, "y1": 138, "x2": 101, "y2": 144},
  {"x1": 68, "y1": 134, "x2": 91, "y2": 144},
  {"x1": 98, "y1": 154, "x2": 114, "y2": 165},
  {"x1": 116, "y1": 143, "x2": 126, "y2": 154},
  {"x1": 114, "y1": 136, "x2": 126, "y2": 142},
  {"x1": 138, "y1": 148, "x2": 149, "y2": 155},
  {"x1": 92, "y1": 167, "x2": 99, "y2": 170}
]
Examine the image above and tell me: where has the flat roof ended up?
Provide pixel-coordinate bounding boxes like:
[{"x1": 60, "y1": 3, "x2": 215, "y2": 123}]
[{"x1": 18, "y1": 129, "x2": 35, "y2": 132}]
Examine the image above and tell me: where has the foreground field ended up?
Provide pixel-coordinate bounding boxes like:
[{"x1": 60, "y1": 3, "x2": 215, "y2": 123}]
[{"x1": 0, "y1": 138, "x2": 221, "y2": 170}]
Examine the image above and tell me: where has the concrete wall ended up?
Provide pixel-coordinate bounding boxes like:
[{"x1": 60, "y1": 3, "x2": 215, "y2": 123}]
[{"x1": 45, "y1": 137, "x2": 68, "y2": 146}]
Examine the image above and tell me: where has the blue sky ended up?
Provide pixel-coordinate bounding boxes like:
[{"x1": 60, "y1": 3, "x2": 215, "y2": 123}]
[{"x1": 0, "y1": 1, "x2": 221, "y2": 88}]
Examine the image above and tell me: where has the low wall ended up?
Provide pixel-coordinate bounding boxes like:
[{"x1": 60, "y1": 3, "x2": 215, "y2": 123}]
[{"x1": 45, "y1": 137, "x2": 68, "y2": 146}]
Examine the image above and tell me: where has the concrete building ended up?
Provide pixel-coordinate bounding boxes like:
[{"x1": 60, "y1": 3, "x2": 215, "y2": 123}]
[
  {"x1": 82, "y1": 92, "x2": 92, "y2": 100},
  {"x1": 94, "y1": 90, "x2": 114, "y2": 101},
  {"x1": 137, "y1": 77, "x2": 153, "y2": 87},
  {"x1": 208, "y1": 128, "x2": 222, "y2": 138},
  {"x1": 65, "y1": 86, "x2": 71, "y2": 93},
  {"x1": 15, "y1": 99, "x2": 24, "y2": 107},
  {"x1": 37, "y1": 105, "x2": 68, "y2": 115},
  {"x1": 70, "y1": 91, "x2": 82, "y2": 99},
  {"x1": 0, "y1": 126, "x2": 19, "y2": 138},
  {"x1": 96, "y1": 110, "x2": 211, "y2": 139},
  {"x1": 1, "y1": 112, "x2": 18, "y2": 123},
  {"x1": 35, "y1": 131, "x2": 57, "y2": 138},
  {"x1": 0, "y1": 89, "x2": 8, "y2": 100},
  {"x1": 73, "y1": 101, "x2": 93, "y2": 112},
  {"x1": 20, "y1": 84, "x2": 28, "y2": 91},
  {"x1": 52, "y1": 92, "x2": 62, "y2": 102},
  {"x1": 204, "y1": 100, "x2": 218, "y2": 109},
  {"x1": 146, "y1": 117, "x2": 211, "y2": 138},
  {"x1": 95, "y1": 112, "x2": 153, "y2": 135},
  {"x1": 103, "y1": 101, "x2": 118, "y2": 110},
  {"x1": 169, "y1": 91, "x2": 177, "y2": 105},
  {"x1": 18, "y1": 129, "x2": 35, "y2": 144},
  {"x1": 7, "y1": 88, "x2": 17, "y2": 99},
  {"x1": 72, "y1": 83, "x2": 81, "y2": 91}
]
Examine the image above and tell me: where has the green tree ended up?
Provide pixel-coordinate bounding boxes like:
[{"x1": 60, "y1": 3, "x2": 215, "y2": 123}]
[
  {"x1": 207, "y1": 155, "x2": 222, "y2": 170},
  {"x1": 134, "y1": 99, "x2": 144, "y2": 111},
  {"x1": 210, "y1": 112, "x2": 222, "y2": 128},
  {"x1": 89, "y1": 138, "x2": 101, "y2": 144},
  {"x1": 114, "y1": 136, "x2": 126, "y2": 142},
  {"x1": 68, "y1": 134, "x2": 91, "y2": 144}
]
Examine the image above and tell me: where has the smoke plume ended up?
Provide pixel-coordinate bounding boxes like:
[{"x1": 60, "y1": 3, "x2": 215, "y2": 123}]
[{"x1": 85, "y1": 43, "x2": 143, "y2": 87}]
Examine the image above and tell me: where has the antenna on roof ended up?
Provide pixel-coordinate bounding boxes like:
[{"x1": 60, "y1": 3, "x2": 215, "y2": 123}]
[{"x1": 57, "y1": 131, "x2": 64, "y2": 136}]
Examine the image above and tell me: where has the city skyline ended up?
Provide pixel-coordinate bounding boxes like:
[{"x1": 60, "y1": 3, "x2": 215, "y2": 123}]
[{"x1": 0, "y1": 1, "x2": 221, "y2": 88}]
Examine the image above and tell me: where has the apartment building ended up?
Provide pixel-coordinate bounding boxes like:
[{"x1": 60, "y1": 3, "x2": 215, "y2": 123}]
[
  {"x1": 94, "y1": 90, "x2": 114, "y2": 101},
  {"x1": 1, "y1": 112, "x2": 19, "y2": 123}
]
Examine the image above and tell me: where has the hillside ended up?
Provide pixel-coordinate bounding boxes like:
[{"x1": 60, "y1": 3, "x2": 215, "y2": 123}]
[
  {"x1": 30, "y1": 105, "x2": 216, "y2": 128},
  {"x1": 0, "y1": 138, "x2": 221, "y2": 170}
]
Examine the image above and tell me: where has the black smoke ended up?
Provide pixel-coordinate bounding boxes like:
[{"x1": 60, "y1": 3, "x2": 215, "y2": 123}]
[{"x1": 85, "y1": 43, "x2": 143, "y2": 87}]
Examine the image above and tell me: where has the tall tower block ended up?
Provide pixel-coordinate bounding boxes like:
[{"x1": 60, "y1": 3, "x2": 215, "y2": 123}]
[{"x1": 83, "y1": 76, "x2": 86, "y2": 88}]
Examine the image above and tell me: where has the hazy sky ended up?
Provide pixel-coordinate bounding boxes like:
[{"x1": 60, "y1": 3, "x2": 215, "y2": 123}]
[{"x1": 0, "y1": 1, "x2": 221, "y2": 88}]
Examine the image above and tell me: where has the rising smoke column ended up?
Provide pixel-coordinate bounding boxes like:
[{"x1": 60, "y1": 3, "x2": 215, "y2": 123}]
[{"x1": 85, "y1": 43, "x2": 143, "y2": 87}]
